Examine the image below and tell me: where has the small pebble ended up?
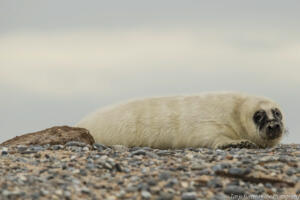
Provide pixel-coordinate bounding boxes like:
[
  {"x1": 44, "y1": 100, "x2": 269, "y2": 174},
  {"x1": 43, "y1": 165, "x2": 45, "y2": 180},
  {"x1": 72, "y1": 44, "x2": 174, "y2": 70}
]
[
  {"x1": 190, "y1": 163, "x2": 205, "y2": 170},
  {"x1": 93, "y1": 143, "x2": 107, "y2": 151},
  {"x1": 81, "y1": 187, "x2": 90, "y2": 194},
  {"x1": 286, "y1": 168, "x2": 296, "y2": 176},
  {"x1": 17, "y1": 145, "x2": 28, "y2": 152},
  {"x1": 141, "y1": 190, "x2": 151, "y2": 199},
  {"x1": 159, "y1": 171, "x2": 172, "y2": 180},
  {"x1": 112, "y1": 145, "x2": 128, "y2": 152},
  {"x1": 82, "y1": 146, "x2": 89, "y2": 151},
  {"x1": 211, "y1": 194, "x2": 228, "y2": 200},
  {"x1": 181, "y1": 192, "x2": 197, "y2": 200},
  {"x1": 211, "y1": 164, "x2": 223, "y2": 172},
  {"x1": 157, "y1": 192, "x2": 174, "y2": 200},
  {"x1": 156, "y1": 150, "x2": 172, "y2": 156},
  {"x1": 130, "y1": 149, "x2": 147, "y2": 156},
  {"x1": 30, "y1": 145, "x2": 44, "y2": 152},
  {"x1": 198, "y1": 169, "x2": 211, "y2": 175},
  {"x1": 64, "y1": 191, "x2": 71, "y2": 198},
  {"x1": 228, "y1": 167, "x2": 251, "y2": 176},
  {"x1": 207, "y1": 178, "x2": 223, "y2": 188},
  {"x1": 1, "y1": 147, "x2": 8, "y2": 155},
  {"x1": 224, "y1": 185, "x2": 245, "y2": 196},
  {"x1": 51, "y1": 145, "x2": 64, "y2": 150},
  {"x1": 65, "y1": 141, "x2": 86, "y2": 147}
]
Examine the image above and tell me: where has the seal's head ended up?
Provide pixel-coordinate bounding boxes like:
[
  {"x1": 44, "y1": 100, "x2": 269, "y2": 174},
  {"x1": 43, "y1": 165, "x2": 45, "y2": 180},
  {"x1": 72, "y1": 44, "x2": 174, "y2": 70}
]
[
  {"x1": 253, "y1": 107, "x2": 284, "y2": 141},
  {"x1": 240, "y1": 96, "x2": 286, "y2": 147}
]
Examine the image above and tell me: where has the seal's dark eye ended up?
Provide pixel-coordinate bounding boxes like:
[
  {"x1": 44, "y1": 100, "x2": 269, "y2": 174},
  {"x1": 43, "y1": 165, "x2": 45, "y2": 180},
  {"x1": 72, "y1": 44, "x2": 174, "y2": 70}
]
[
  {"x1": 253, "y1": 110, "x2": 265, "y2": 124},
  {"x1": 273, "y1": 109, "x2": 282, "y2": 120}
]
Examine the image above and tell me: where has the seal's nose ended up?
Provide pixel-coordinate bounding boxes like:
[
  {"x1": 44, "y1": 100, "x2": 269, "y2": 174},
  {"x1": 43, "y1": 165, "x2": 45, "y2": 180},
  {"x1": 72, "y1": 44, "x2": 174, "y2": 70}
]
[{"x1": 266, "y1": 123, "x2": 281, "y2": 139}]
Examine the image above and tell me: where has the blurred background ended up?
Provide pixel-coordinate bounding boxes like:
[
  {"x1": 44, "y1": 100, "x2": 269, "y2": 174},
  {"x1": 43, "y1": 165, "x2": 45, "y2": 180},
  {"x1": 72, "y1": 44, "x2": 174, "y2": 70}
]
[{"x1": 0, "y1": 0, "x2": 299, "y2": 143}]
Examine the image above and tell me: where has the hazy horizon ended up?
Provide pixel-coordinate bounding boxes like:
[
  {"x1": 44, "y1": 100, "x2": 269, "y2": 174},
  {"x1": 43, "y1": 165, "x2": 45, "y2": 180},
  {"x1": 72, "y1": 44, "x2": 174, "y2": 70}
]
[{"x1": 1, "y1": 1, "x2": 299, "y2": 144}]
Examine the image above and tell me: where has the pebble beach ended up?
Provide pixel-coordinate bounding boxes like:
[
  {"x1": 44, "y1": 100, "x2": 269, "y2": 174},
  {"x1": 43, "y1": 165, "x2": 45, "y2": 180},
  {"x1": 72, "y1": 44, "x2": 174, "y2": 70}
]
[{"x1": 0, "y1": 142, "x2": 299, "y2": 200}]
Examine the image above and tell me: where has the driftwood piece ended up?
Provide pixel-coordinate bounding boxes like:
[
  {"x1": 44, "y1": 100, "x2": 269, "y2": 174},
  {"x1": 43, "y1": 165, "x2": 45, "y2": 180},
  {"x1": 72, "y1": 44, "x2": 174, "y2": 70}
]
[{"x1": 1, "y1": 126, "x2": 95, "y2": 146}]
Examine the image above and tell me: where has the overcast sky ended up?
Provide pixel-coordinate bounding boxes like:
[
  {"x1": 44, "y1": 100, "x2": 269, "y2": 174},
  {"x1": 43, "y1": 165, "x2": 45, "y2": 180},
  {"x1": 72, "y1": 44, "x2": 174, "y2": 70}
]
[{"x1": 0, "y1": 0, "x2": 299, "y2": 144}]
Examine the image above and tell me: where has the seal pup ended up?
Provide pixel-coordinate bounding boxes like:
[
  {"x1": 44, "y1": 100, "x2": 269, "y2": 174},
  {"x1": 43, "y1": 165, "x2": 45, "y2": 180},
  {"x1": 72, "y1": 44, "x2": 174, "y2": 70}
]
[{"x1": 76, "y1": 92, "x2": 286, "y2": 149}]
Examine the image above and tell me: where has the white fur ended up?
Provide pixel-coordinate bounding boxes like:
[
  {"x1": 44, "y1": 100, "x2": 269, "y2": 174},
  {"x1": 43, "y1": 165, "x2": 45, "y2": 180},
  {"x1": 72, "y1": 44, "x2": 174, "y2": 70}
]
[{"x1": 76, "y1": 92, "x2": 284, "y2": 149}]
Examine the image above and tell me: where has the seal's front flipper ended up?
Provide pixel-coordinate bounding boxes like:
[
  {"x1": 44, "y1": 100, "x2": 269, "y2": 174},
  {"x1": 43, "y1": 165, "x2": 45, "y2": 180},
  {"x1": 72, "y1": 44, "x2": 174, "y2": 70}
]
[{"x1": 216, "y1": 140, "x2": 259, "y2": 149}]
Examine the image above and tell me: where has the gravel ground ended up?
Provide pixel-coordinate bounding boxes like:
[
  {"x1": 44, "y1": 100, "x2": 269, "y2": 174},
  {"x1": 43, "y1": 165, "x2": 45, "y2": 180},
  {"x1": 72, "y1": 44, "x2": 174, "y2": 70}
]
[{"x1": 0, "y1": 142, "x2": 299, "y2": 200}]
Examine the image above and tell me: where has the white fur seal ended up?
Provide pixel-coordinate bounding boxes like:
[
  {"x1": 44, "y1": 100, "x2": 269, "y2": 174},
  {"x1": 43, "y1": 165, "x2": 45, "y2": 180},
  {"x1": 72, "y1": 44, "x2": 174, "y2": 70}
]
[{"x1": 76, "y1": 92, "x2": 285, "y2": 149}]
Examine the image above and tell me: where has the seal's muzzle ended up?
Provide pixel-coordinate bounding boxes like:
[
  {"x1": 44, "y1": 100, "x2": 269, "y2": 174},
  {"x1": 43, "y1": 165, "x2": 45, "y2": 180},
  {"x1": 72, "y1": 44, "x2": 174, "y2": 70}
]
[{"x1": 266, "y1": 121, "x2": 282, "y2": 140}]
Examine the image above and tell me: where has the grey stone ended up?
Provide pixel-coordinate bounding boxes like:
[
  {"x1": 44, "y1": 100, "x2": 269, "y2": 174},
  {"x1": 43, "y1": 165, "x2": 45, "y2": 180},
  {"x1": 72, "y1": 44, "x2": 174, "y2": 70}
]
[
  {"x1": 241, "y1": 158, "x2": 252, "y2": 164},
  {"x1": 224, "y1": 185, "x2": 245, "y2": 196},
  {"x1": 2, "y1": 190, "x2": 26, "y2": 198},
  {"x1": 1, "y1": 147, "x2": 8, "y2": 155},
  {"x1": 207, "y1": 178, "x2": 223, "y2": 188},
  {"x1": 112, "y1": 145, "x2": 128, "y2": 152},
  {"x1": 141, "y1": 190, "x2": 151, "y2": 199},
  {"x1": 159, "y1": 171, "x2": 172, "y2": 180},
  {"x1": 142, "y1": 147, "x2": 153, "y2": 151},
  {"x1": 211, "y1": 164, "x2": 223, "y2": 172},
  {"x1": 79, "y1": 169, "x2": 87, "y2": 176},
  {"x1": 31, "y1": 192, "x2": 40, "y2": 200},
  {"x1": 43, "y1": 144, "x2": 50, "y2": 149},
  {"x1": 126, "y1": 185, "x2": 138, "y2": 193},
  {"x1": 51, "y1": 145, "x2": 64, "y2": 150},
  {"x1": 220, "y1": 163, "x2": 231, "y2": 169},
  {"x1": 181, "y1": 192, "x2": 197, "y2": 200},
  {"x1": 130, "y1": 150, "x2": 147, "y2": 156},
  {"x1": 228, "y1": 167, "x2": 251, "y2": 176},
  {"x1": 129, "y1": 147, "x2": 141, "y2": 151},
  {"x1": 116, "y1": 190, "x2": 126, "y2": 198},
  {"x1": 165, "y1": 178, "x2": 179, "y2": 187},
  {"x1": 145, "y1": 151, "x2": 159, "y2": 158},
  {"x1": 67, "y1": 146, "x2": 82, "y2": 152},
  {"x1": 29, "y1": 145, "x2": 44, "y2": 152},
  {"x1": 93, "y1": 143, "x2": 107, "y2": 151},
  {"x1": 286, "y1": 168, "x2": 296, "y2": 176},
  {"x1": 17, "y1": 145, "x2": 28, "y2": 152},
  {"x1": 40, "y1": 189, "x2": 49, "y2": 196},
  {"x1": 252, "y1": 184, "x2": 265, "y2": 195},
  {"x1": 65, "y1": 141, "x2": 87, "y2": 147},
  {"x1": 137, "y1": 183, "x2": 149, "y2": 191},
  {"x1": 64, "y1": 191, "x2": 71, "y2": 198},
  {"x1": 34, "y1": 153, "x2": 41, "y2": 159},
  {"x1": 115, "y1": 163, "x2": 123, "y2": 172},
  {"x1": 91, "y1": 154, "x2": 101, "y2": 159},
  {"x1": 147, "y1": 178, "x2": 157, "y2": 186},
  {"x1": 157, "y1": 192, "x2": 174, "y2": 200},
  {"x1": 157, "y1": 150, "x2": 172, "y2": 156},
  {"x1": 278, "y1": 156, "x2": 289, "y2": 162},
  {"x1": 190, "y1": 163, "x2": 205, "y2": 170},
  {"x1": 198, "y1": 169, "x2": 211, "y2": 175},
  {"x1": 210, "y1": 194, "x2": 228, "y2": 200},
  {"x1": 82, "y1": 146, "x2": 89, "y2": 151},
  {"x1": 81, "y1": 187, "x2": 90, "y2": 194}
]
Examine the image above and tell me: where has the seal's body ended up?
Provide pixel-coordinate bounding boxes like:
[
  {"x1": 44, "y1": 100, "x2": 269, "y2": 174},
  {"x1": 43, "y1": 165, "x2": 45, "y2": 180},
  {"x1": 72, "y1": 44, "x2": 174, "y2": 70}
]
[{"x1": 77, "y1": 92, "x2": 285, "y2": 149}]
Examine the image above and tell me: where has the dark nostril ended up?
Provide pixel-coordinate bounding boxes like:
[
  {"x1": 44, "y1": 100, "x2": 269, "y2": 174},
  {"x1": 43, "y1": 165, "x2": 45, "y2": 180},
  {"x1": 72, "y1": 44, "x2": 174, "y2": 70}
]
[
  {"x1": 268, "y1": 124, "x2": 280, "y2": 131},
  {"x1": 267, "y1": 125, "x2": 273, "y2": 131},
  {"x1": 274, "y1": 124, "x2": 280, "y2": 129}
]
